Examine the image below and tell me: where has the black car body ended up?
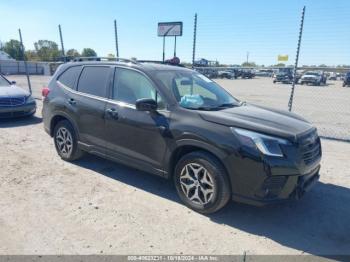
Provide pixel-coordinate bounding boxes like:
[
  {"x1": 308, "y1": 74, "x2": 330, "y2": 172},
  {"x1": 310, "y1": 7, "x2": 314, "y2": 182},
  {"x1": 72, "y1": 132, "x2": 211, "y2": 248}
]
[
  {"x1": 218, "y1": 70, "x2": 235, "y2": 79},
  {"x1": 343, "y1": 72, "x2": 350, "y2": 87},
  {"x1": 42, "y1": 60, "x2": 321, "y2": 213},
  {"x1": 273, "y1": 72, "x2": 293, "y2": 84},
  {"x1": 240, "y1": 69, "x2": 255, "y2": 79},
  {"x1": 0, "y1": 74, "x2": 36, "y2": 118}
]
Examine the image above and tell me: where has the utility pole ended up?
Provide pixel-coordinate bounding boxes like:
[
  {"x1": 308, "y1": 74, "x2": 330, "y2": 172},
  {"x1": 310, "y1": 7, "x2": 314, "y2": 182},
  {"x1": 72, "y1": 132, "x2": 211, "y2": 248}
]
[
  {"x1": 192, "y1": 13, "x2": 197, "y2": 69},
  {"x1": 58, "y1": 24, "x2": 65, "y2": 62},
  {"x1": 18, "y1": 29, "x2": 32, "y2": 95},
  {"x1": 246, "y1": 51, "x2": 249, "y2": 64},
  {"x1": 114, "y1": 20, "x2": 119, "y2": 59},
  {"x1": 162, "y1": 36, "x2": 165, "y2": 62},
  {"x1": 288, "y1": 6, "x2": 306, "y2": 112}
]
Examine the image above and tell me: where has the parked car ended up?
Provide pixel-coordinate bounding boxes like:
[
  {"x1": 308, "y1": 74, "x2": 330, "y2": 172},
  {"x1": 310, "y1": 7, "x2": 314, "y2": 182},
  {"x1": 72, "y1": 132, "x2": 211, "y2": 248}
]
[
  {"x1": 42, "y1": 60, "x2": 321, "y2": 214},
  {"x1": 300, "y1": 71, "x2": 326, "y2": 86},
  {"x1": 343, "y1": 72, "x2": 350, "y2": 87},
  {"x1": 240, "y1": 69, "x2": 255, "y2": 79},
  {"x1": 255, "y1": 69, "x2": 273, "y2": 77},
  {"x1": 218, "y1": 70, "x2": 235, "y2": 79},
  {"x1": 328, "y1": 72, "x2": 337, "y2": 80},
  {"x1": 0, "y1": 74, "x2": 36, "y2": 118},
  {"x1": 202, "y1": 69, "x2": 218, "y2": 79},
  {"x1": 273, "y1": 72, "x2": 293, "y2": 84}
]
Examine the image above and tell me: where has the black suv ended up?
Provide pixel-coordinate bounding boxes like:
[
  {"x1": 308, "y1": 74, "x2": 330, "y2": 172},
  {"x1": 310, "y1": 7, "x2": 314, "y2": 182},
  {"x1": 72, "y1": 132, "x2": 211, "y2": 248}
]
[{"x1": 42, "y1": 60, "x2": 321, "y2": 214}]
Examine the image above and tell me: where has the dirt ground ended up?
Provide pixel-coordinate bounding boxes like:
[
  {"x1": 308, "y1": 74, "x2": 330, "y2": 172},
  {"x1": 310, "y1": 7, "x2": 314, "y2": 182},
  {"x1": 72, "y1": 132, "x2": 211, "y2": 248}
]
[{"x1": 0, "y1": 75, "x2": 350, "y2": 256}]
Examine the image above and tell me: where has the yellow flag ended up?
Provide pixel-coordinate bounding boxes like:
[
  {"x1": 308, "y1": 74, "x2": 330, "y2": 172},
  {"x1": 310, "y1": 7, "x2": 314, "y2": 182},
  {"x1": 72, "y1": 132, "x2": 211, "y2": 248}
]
[{"x1": 278, "y1": 55, "x2": 289, "y2": 62}]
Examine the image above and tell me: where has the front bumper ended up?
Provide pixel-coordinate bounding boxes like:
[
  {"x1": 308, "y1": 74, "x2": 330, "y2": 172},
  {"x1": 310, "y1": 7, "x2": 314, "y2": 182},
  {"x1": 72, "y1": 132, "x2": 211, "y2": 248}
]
[
  {"x1": 301, "y1": 78, "x2": 319, "y2": 84},
  {"x1": 225, "y1": 131, "x2": 322, "y2": 206},
  {"x1": 0, "y1": 102, "x2": 36, "y2": 118},
  {"x1": 231, "y1": 166, "x2": 320, "y2": 206}
]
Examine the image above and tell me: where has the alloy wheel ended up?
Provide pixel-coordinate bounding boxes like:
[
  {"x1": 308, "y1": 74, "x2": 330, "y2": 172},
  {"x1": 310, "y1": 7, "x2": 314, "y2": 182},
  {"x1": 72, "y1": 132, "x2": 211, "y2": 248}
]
[
  {"x1": 55, "y1": 127, "x2": 73, "y2": 157},
  {"x1": 179, "y1": 163, "x2": 215, "y2": 205}
]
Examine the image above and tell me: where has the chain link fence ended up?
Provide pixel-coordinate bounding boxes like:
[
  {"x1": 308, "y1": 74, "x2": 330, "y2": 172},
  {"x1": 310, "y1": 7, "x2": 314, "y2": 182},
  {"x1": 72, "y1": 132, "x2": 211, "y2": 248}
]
[{"x1": 193, "y1": 4, "x2": 350, "y2": 141}]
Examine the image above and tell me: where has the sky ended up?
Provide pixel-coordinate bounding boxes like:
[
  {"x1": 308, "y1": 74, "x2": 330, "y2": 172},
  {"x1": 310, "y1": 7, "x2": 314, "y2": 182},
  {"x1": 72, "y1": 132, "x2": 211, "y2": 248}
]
[{"x1": 0, "y1": 0, "x2": 349, "y2": 66}]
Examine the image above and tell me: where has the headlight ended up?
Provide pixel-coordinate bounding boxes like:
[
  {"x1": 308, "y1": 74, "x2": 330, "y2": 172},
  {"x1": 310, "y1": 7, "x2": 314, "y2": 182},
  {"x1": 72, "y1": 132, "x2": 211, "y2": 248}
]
[{"x1": 231, "y1": 127, "x2": 291, "y2": 157}]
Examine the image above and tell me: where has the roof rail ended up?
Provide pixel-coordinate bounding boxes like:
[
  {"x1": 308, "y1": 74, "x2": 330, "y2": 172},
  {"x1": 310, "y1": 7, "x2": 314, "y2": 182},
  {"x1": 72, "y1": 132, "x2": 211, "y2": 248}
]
[{"x1": 68, "y1": 56, "x2": 138, "y2": 64}]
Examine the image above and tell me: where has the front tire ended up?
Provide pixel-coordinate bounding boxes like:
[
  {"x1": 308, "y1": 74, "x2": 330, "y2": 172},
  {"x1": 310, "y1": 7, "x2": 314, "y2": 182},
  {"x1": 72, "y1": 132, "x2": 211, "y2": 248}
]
[
  {"x1": 174, "y1": 151, "x2": 231, "y2": 214},
  {"x1": 53, "y1": 120, "x2": 84, "y2": 161}
]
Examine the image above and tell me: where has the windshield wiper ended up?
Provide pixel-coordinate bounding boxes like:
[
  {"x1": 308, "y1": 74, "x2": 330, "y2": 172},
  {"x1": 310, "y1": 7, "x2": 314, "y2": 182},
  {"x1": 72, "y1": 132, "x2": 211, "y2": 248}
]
[
  {"x1": 184, "y1": 103, "x2": 237, "y2": 111},
  {"x1": 216, "y1": 103, "x2": 236, "y2": 108}
]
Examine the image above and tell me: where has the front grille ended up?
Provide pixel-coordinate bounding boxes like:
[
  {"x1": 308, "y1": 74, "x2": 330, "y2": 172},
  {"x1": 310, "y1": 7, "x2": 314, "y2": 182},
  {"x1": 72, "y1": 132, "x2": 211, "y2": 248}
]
[
  {"x1": 0, "y1": 111, "x2": 27, "y2": 118},
  {"x1": 0, "y1": 97, "x2": 26, "y2": 107},
  {"x1": 299, "y1": 131, "x2": 321, "y2": 165}
]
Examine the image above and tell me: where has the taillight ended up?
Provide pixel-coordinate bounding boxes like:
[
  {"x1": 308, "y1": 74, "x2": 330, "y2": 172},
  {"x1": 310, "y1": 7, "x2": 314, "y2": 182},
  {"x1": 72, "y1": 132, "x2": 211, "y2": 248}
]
[{"x1": 42, "y1": 87, "x2": 50, "y2": 98}]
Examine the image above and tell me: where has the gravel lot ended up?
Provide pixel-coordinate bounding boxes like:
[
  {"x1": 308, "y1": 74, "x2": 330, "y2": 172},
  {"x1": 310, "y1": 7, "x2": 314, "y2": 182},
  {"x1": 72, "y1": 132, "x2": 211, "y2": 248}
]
[{"x1": 0, "y1": 75, "x2": 350, "y2": 256}]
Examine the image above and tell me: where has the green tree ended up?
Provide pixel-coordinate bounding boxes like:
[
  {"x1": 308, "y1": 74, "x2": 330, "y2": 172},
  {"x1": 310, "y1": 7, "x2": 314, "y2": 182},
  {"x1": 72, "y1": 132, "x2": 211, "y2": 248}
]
[
  {"x1": 2, "y1": 39, "x2": 22, "y2": 60},
  {"x1": 66, "y1": 49, "x2": 80, "y2": 57},
  {"x1": 241, "y1": 61, "x2": 256, "y2": 67},
  {"x1": 25, "y1": 50, "x2": 39, "y2": 61},
  {"x1": 34, "y1": 40, "x2": 60, "y2": 61},
  {"x1": 81, "y1": 48, "x2": 97, "y2": 57},
  {"x1": 107, "y1": 53, "x2": 115, "y2": 61},
  {"x1": 274, "y1": 63, "x2": 286, "y2": 67}
]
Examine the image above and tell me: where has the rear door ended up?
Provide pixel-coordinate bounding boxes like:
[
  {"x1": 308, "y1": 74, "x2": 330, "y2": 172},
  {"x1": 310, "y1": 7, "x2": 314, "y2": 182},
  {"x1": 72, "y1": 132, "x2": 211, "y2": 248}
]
[{"x1": 72, "y1": 65, "x2": 112, "y2": 150}]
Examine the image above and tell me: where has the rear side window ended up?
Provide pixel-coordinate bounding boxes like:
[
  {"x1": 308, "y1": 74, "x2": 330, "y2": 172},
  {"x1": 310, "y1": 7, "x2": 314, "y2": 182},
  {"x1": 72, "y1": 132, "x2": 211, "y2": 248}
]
[
  {"x1": 77, "y1": 66, "x2": 110, "y2": 98},
  {"x1": 57, "y1": 66, "x2": 82, "y2": 89}
]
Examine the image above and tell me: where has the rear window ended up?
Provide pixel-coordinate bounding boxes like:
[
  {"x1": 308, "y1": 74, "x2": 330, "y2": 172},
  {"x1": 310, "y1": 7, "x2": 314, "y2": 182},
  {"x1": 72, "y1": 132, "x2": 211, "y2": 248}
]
[
  {"x1": 57, "y1": 66, "x2": 82, "y2": 89},
  {"x1": 77, "y1": 66, "x2": 110, "y2": 98}
]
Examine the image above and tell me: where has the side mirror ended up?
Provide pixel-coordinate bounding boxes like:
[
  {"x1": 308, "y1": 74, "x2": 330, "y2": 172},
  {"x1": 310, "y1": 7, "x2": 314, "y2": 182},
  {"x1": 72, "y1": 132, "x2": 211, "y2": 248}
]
[
  {"x1": 136, "y1": 98, "x2": 157, "y2": 112},
  {"x1": 11, "y1": 81, "x2": 16, "y2": 85}
]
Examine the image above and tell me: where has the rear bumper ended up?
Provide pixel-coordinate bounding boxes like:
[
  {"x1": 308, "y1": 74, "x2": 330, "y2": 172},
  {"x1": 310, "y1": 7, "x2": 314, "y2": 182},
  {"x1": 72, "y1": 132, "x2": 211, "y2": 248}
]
[{"x1": 0, "y1": 102, "x2": 36, "y2": 118}]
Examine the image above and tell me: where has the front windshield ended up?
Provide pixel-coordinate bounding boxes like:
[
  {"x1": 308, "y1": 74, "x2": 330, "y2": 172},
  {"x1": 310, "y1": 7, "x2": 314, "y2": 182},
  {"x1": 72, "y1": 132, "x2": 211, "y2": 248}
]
[
  {"x1": 0, "y1": 75, "x2": 11, "y2": 87},
  {"x1": 156, "y1": 70, "x2": 239, "y2": 110}
]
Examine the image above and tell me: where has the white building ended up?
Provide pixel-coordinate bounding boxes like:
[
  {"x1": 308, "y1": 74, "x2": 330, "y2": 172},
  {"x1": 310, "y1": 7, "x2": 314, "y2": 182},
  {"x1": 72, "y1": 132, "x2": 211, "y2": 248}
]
[{"x1": 0, "y1": 51, "x2": 15, "y2": 61}]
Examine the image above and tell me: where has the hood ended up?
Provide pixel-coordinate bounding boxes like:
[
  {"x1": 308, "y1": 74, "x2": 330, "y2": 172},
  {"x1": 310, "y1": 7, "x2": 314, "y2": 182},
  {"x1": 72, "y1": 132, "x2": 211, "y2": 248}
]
[
  {"x1": 199, "y1": 104, "x2": 315, "y2": 141},
  {"x1": 302, "y1": 74, "x2": 319, "y2": 79},
  {"x1": 0, "y1": 85, "x2": 30, "y2": 97}
]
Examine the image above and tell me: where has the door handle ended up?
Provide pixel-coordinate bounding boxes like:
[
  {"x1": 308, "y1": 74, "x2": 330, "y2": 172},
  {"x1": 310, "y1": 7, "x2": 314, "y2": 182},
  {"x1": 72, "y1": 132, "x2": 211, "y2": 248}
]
[
  {"x1": 106, "y1": 108, "x2": 119, "y2": 119},
  {"x1": 68, "y1": 98, "x2": 76, "y2": 105}
]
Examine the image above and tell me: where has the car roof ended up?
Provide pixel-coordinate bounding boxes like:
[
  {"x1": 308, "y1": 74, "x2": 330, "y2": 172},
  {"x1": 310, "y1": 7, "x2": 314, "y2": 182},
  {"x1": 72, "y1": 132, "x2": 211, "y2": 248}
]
[{"x1": 59, "y1": 61, "x2": 193, "y2": 74}]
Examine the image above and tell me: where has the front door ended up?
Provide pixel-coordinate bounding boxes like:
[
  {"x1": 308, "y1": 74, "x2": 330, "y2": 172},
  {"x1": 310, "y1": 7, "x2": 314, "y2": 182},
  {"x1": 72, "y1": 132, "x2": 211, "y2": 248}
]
[{"x1": 104, "y1": 67, "x2": 169, "y2": 172}]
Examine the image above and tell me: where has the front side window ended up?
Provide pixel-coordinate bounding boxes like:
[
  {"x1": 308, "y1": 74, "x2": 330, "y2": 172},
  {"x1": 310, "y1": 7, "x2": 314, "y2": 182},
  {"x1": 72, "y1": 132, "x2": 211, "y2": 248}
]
[
  {"x1": 77, "y1": 66, "x2": 110, "y2": 97},
  {"x1": 156, "y1": 71, "x2": 239, "y2": 110},
  {"x1": 0, "y1": 75, "x2": 10, "y2": 87},
  {"x1": 113, "y1": 68, "x2": 164, "y2": 108},
  {"x1": 58, "y1": 66, "x2": 82, "y2": 89}
]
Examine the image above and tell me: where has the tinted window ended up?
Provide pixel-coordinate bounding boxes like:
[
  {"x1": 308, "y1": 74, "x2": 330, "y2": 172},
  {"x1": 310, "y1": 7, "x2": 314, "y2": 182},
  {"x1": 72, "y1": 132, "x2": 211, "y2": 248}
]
[
  {"x1": 113, "y1": 68, "x2": 165, "y2": 108},
  {"x1": 58, "y1": 66, "x2": 82, "y2": 89},
  {"x1": 77, "y1": 66, "x2": 110, "y2": 97}
]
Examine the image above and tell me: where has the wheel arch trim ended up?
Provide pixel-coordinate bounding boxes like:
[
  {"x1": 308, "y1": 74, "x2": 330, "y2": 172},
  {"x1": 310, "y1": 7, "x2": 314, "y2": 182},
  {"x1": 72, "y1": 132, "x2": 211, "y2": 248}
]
[{"x1": 49, "y1": 111, "x2": 80, "y2": 140}]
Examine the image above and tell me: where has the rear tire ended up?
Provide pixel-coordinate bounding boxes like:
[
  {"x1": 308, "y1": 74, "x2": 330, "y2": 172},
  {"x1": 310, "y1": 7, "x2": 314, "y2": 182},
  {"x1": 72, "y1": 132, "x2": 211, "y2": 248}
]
[
  {"x1": 174, "y1": 151, "x2": 231, "y2": 214},
  {"x1": 53, "y1": 120, "x2": 84, "y2": 161}
]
